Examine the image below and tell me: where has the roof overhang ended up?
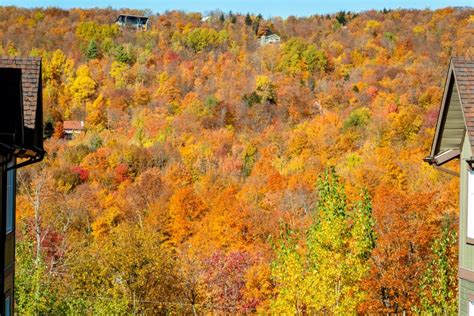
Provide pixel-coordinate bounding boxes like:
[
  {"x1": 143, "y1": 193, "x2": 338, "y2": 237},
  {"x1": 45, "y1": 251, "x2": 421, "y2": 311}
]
[
  {"x1": 423, "y1": 149, "x2": 461, "y2": 166},
  {"x1": 0, "y1": 57, "x2": 44, "y2": 168},
  {"x1": 115, "y1": 14, "x2": 149, "y2": 23},
  {"x1": 429, "y1": 64, "x2": 460, "y2": 160},
  {"x1": 426, "y1": 57, "x2": 474, "y2": 167},
  {"x1": 424, "y1": 149, "x2": 460, "y2": 166}
]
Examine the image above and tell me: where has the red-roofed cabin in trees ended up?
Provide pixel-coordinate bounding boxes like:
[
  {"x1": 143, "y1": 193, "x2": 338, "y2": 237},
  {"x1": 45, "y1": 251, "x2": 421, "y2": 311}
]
[{"x1": 63, "y1": 120, "x2": 85, "y2": 139}]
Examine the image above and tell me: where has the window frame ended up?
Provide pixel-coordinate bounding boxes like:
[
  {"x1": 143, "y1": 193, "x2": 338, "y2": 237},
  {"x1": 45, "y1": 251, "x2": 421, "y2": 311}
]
[
  {"x1": 5, "y1": 158, "x2": 15, "y2": 235},
  {"x1": 469, "y1": 297, "x2": 474, "y2": 316},
  {"x1": 467, "y1": 170, "x2": 474, "y2": 244}
]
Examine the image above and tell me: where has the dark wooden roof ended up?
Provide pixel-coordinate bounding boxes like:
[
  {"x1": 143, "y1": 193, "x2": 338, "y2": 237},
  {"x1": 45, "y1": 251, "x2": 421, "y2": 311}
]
[
  {"x1": 0, "y1": 56, "x2": 43, "y2": 159},
  {"x1": 115, "y1": 14, "x2": 149, "y2": 22},
  {"x1": 452, "y1": 57, "x2": 474, "y2": 149},
  {"x1": 0, "y1": 57, "x2": 41, "y2": 129}
]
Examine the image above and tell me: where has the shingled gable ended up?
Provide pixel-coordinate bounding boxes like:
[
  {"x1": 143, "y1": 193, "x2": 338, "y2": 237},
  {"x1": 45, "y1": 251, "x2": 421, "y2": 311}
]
[
  {"x1": 0, "y1": 57, "x2": 43, "y2": 160},
  {"x1": 425, "y1": 57, "x2": 474, "y2": 166}
]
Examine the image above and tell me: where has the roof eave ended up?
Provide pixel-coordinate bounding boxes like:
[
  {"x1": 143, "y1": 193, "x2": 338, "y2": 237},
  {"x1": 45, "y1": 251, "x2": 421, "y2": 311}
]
[{"x1": 429, "y1": 60, "x2": 462, "y2": 158}]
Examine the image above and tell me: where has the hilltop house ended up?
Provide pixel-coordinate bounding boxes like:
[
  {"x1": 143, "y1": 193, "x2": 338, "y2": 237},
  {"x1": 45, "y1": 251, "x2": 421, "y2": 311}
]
[
  {"x1": 115, "y1": 14, "x2": 150, "y2": 30},
  {"x1": 424, "y1": 57, "x2": 474, "y2": 314},
  {"x1": 63, "y1": 120, "x2": 85, "y2": 139},
  {"x1": 259, "y1": 33, "x2": 281, "y2": 45}
]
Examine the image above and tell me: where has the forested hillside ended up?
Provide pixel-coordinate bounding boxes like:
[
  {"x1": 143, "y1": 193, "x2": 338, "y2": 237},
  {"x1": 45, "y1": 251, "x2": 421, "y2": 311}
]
[{"x1": 1, "y1": 6, "x2": 473, "y2": 313}]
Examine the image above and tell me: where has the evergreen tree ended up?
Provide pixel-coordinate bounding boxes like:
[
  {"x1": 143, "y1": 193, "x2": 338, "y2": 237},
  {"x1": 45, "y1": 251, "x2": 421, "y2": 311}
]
[
  {"x1": 43, "y1": 118, "x2": 54, "y2": 139},
  {"x1": 84, "y1": 40, "x2": 99, "y2": 60},
  {"x1": 114, "y1": 44, "x2": 134, "y2": 64},
  {"x1": 336, "y1": 11, "x2": 347, "y2": 26},
  {"x1": 252, "y1": 20, "x2": 260, "y2": 35},
  {"x1": 230, "y1": 13, "x2": 237, "y2": 24},
  {"x1": 245, "y1": 13, "x2": 252, "y2": 26}
]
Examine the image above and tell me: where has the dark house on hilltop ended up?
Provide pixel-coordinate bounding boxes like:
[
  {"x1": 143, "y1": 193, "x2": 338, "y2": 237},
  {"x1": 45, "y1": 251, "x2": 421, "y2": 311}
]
[
  {"x1": 425, "y1": 57, "x2": 474, "y2": 314},
  {"x1": 115, "y1": 14, "x2": 150, "y2": 30}
]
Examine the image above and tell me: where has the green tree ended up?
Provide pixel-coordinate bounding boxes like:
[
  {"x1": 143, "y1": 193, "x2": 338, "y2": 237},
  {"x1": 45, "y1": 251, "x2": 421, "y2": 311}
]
[
  {"x1": 417, "y1": 219, "x2": 457, "y2": 315},
  {"x1": 252, "y1": 15, "x2": 262, "y2": 35},
  {"x1": 271, "y1": 229, "x2": 312, "y2": 314},
  {"x1": 271, "y1": 169, "x2": 376, "y2": 314},
  {"x1": 351, "y1": 191, "x2": 377, "y2": 260},
  {"x1": 343, "y1": 107, "x2": 371, "y2": 129},
  {"x1": 177, "y1": 28, "x2": 229, "y2": 53},
  {"x1": 302, "y1": 45, "x2": 328, "y2": 73},
  {"x1": 245, "y1": 13, "x2": 252, "y2": 26},
  {"x1": 243, "y1": 76, "x2": 277, "y2": 106},
  {"x1": 255, "y1": 75, "x2": 277, "y2": 104},
  {"x1": 336, "y1": 11, "x2": 347, "y2": 26},
  {"x1": 15, "y1": 238, "x2": 56, "y2": 314},
  {"x1": 84, "y1": 40, "x2": 100, "y2": 60},
  {"x1": 114, "y1": 45, "x2": 134, "y2": 64},
  {"x1": 230, "y1": 13, "x2": 237, "y2": 24},
  {"x1": 278, "y1": 38, "x2": 328, "y2": 77}
]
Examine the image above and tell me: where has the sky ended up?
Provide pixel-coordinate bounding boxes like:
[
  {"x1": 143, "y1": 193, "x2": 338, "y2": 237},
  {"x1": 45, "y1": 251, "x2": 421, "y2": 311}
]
[{"x1": 1, "y1": 0, "x2": 472, "y2": 18}]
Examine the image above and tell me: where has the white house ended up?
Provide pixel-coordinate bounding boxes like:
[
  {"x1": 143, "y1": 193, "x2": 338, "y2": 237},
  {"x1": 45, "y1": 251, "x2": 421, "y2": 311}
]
[{"x1": 259, "y1": 33, "x2": 281, "y2": 45}]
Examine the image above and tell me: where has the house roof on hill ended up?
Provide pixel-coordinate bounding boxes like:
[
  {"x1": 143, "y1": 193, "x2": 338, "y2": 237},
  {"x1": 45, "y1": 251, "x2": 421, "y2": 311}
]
[
  {"x1": 115, "y1": 14, "x2": 149, "y2": 22},
  {"x1": 426, "y1": 57, "x2": 474, "y2": 166},
  {"x1": 63, "y1": 121, "x2": 85, "y2": 130}
]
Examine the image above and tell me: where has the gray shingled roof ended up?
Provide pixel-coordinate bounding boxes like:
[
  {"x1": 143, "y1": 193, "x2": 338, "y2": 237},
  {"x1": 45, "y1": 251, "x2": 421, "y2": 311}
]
[
  {"x1": 452, "y1": 57, "x2": 474, "y2": 150},
  {"x1": 0, "y1": 57, "x2": 41, "y2": 129}
]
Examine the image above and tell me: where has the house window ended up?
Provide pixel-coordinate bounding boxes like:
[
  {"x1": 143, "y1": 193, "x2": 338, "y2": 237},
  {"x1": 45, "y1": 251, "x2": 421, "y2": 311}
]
[
  {"x1": 6, "y1": 159, "x2": 15, "y2": 235},
  {"x1": 4, "y1": 295, "x2": 10, "y2": 316}
]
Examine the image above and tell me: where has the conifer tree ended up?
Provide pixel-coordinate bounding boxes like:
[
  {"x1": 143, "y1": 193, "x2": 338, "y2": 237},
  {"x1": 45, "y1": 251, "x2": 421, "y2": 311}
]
[
  {"x1": 84, "y1": 40, "x2": 99, "y2": 60},
  {"x1": 114, "y1": 44, "x2": 134, "y2": 64},
  {"x1": 336, "y1": 11, "x2": 347, "y2": 26},
  {"x1": 245, "y1": 13, "x2": 252, "y2": 26},
  {"x1": 230, "y1": 13, "x2": 237, "y2": 24}
]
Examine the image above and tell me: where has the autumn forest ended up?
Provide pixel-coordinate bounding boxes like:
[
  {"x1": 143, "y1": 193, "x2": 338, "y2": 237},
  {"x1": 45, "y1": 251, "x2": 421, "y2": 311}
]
[{"x1": 1, "y1": 5, "x2": 473, "y2": 314}]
